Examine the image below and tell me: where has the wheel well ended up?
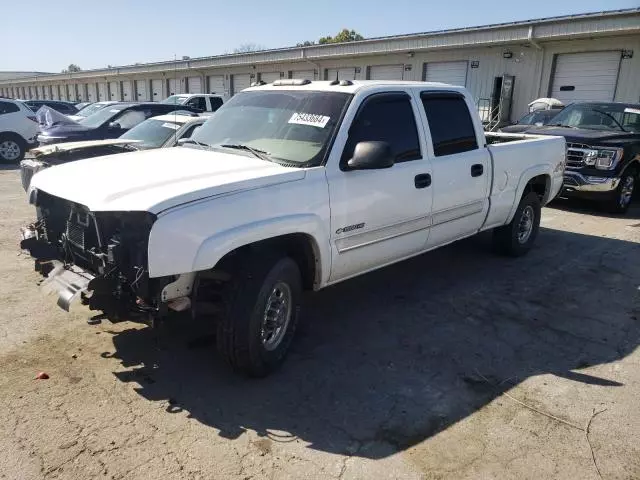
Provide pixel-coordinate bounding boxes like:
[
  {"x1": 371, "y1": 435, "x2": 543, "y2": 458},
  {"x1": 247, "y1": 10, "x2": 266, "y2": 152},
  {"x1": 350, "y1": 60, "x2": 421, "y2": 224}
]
[
  {"x1": 524, "y1": 174, "x2": 550, "y2": 203},
  {"x1": 214, "y1": 234, "x2": 319, "y2": 290}
]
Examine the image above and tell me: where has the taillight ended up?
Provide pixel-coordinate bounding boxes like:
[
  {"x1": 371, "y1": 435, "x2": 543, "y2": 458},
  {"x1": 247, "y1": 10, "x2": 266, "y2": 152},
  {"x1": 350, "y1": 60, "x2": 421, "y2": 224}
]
[{"x1": 27, "y1": 115, "x2": 37, "y2": 122}]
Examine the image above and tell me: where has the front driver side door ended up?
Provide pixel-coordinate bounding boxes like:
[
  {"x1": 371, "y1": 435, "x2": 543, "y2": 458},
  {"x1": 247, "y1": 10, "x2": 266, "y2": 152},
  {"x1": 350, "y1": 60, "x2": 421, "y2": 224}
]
[{"x1": 326, "y1": 91, "x2": 433, "y2": 282}]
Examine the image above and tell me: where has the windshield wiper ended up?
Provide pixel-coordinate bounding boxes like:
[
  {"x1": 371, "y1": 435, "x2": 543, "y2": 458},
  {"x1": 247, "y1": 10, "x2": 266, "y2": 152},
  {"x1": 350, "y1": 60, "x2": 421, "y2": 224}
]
[
  {"x1": 180, "y1": 138, "x2": 213, "y2": 150},
  {"x1": 219, "y1": 144, "x2": 272, "y2": 162},
  {"x1": 590, "y1": 109, "x2": 628, "y2": 132}
]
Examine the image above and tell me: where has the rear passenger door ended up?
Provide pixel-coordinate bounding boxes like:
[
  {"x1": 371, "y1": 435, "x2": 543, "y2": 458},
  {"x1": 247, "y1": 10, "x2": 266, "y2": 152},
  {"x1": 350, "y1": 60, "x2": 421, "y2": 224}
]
[{"x1": 418, "y1": 92, "x2": 491, "y2": 248}]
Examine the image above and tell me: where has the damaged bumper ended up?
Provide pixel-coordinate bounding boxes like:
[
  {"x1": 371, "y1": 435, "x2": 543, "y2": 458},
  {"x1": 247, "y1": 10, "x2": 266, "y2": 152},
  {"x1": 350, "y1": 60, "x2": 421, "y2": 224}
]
[{"x1": 21, "y1": 225, "x2": 94, "y2": 311}]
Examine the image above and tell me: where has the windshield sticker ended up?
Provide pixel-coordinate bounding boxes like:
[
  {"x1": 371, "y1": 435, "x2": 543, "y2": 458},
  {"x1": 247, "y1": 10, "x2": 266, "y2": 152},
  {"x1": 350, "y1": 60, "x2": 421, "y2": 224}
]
[
  {"x1": 161, "y1": 122, "x2": 180, "y2": 130},
  {"x1": 109, "y1": 109, "x2": 121, "y2": 113},
  {"x1": 288, "y1": 112, "x2": 330, "y2": 128},
  {"x1": 624, "y1": 108, "x2": 640, "y2": 115}
]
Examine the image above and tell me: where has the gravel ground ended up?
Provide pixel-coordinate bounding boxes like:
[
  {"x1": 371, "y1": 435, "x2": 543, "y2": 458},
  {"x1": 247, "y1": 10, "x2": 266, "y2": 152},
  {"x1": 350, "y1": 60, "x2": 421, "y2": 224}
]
[{"x1": 1, "y1": 162, "x2": 639, "y2": 480}]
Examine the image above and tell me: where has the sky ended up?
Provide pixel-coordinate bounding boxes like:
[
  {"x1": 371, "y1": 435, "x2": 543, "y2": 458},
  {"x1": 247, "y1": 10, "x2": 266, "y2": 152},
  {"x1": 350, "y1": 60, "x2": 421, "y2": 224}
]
[{"x1": 2, "y1": 0, "x2": 637, "y2": 73}]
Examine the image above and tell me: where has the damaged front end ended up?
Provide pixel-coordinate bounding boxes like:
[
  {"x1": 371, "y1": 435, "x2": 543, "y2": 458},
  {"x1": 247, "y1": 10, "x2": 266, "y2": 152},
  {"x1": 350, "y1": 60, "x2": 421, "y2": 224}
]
[{"x1": 21, "y1": 190, "x2": 169, "y2": 319}]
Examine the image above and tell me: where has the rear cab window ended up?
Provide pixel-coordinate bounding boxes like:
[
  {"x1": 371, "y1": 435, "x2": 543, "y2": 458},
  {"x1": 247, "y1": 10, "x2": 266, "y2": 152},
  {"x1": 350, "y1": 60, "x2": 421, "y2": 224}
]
[
  {"x1": 420, "y1": 93, "x2": 478, "y2": 157},
  {"x1": 209, "y1": 97, "x2": 223, "y2": 111}
]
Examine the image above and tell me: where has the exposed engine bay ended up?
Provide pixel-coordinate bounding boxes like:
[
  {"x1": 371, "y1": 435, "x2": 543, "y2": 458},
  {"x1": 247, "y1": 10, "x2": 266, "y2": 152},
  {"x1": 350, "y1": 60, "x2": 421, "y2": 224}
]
[{"x1": 20, "y1": 190, "x2": 169, "y2": 318}]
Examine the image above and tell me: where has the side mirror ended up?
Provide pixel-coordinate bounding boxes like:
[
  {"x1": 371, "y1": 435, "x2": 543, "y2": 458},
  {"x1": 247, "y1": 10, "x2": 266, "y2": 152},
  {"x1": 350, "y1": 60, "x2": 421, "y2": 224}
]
[
  {"x1": 176, "y1": 137, "x2": 190, "y2": 146},
  {"x1": 534, "y1": 122, "x2": 543, "y2": 127},
  {"x1": 108, "y1": 121, "x2": 121, "y2": 130},
  {"x1": 346, "y1": 141, "x2": 394, "y2": 170}
]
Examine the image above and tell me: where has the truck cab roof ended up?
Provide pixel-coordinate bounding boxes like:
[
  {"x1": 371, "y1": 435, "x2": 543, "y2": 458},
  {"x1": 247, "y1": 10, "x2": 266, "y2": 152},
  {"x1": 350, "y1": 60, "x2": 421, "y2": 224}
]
[{"x1": 244, "y1": 80, "x2": 469, "y2": 95}]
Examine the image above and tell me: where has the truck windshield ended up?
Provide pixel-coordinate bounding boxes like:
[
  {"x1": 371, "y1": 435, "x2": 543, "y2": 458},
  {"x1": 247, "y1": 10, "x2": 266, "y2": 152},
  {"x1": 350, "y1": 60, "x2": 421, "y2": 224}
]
[
  {"x1": 161, "y1": 95, "x2": 187, "y2": 105},
  {"x1": 189, "y1": 90, "x2": 352, "y2": 166},
  {"x1": 549, "y1": 103, "x2": 640, "y2": 133}
]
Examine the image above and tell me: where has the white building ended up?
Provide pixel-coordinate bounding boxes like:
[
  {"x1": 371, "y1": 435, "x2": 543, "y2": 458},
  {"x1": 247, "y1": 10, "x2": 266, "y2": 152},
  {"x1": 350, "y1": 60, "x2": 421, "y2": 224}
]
[{"x1": 1, "y1": 8, "x2": 638, "y2": 121}]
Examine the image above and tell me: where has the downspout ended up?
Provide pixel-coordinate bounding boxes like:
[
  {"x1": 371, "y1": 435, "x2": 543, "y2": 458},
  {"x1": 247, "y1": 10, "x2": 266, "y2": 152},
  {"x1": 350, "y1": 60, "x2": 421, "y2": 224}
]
[
  {"x1": 528, "y1": 25, "x2": 545, "y2": 99},
  {"x1": 301, "y1": 49, "x2": 322, "y2": 80}
]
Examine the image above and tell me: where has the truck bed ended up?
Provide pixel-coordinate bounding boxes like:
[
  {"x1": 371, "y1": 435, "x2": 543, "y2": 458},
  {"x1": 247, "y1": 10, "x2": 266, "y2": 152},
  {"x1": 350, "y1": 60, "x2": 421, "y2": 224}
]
[{"x1": 482, "y1": 132, "x2": 566, "y2": 230}]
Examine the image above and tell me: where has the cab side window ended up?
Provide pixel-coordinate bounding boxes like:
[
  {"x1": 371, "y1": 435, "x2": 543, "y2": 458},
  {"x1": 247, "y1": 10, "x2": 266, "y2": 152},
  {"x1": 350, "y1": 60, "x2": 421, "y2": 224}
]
[
  {"x1": 341, "y1": 93, "x2": 421, "y2": 166},
  {"x1": 186, "y1": 96, "x2": 206, "y2": 111},
  {"x1": 420, "y1": 93, "x2": 478, "y2": 157}
]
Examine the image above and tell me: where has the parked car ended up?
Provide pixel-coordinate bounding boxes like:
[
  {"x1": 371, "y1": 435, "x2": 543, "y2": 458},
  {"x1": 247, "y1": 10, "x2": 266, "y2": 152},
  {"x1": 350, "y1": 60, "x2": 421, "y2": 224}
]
[
  {"x1": 36, "y1": 102, "x2": 200, "y2": 146},
  {"x1": 67, "y1": 101, "x2": 119, "y2": 122},
  {"x1": 24, "y1": 100, "x2": 78, "y2": 115},
  {"x1": 21, "y1": 80, "x2": 565, "y2": 376},
  {"x1": 20, "y1": 114, "x2": 206, "y2": 190},
  {"x1": 525, "y1": 102, "x2": 640, "y2": 213},
  {"x1": 500, "y1": 110, "x2": 561, "y2": 133},
  {"x1": 161, "y1": 94, "x2": 224, "y2": 112},
  {"x1": 0, "y1": 99, "x2": 39, "y2": 162}
]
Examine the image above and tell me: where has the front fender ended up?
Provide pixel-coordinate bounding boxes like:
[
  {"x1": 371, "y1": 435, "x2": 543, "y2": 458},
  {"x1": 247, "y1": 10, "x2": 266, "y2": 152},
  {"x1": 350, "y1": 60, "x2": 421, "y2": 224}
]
[
  {"x1": 193, "y1": 214, "x2": 329, "y2": 278},
  {"x1": 148, "y1": 213, "x2": 330, "y2": 285}
]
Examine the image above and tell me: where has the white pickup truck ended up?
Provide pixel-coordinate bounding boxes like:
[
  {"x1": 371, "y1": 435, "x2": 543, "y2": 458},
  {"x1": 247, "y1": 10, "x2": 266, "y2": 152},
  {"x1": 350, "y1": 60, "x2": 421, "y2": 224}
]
[{"x1": 21, "y1": 80, "x2": 565, "y2": 376}]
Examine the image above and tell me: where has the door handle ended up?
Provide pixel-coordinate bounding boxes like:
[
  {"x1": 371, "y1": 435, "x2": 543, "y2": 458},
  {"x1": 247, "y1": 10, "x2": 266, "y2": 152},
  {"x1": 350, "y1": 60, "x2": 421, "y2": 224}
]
[
  {"x1": 414, "y1": 173, "x2": 431, "y2": 189},
  {"x1": 471, "y1": 164, "x2": 484, "y2": 177}
]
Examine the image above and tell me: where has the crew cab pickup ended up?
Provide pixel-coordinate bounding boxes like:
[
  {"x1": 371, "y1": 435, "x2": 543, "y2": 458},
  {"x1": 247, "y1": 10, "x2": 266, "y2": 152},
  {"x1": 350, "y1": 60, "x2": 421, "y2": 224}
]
[
  {"x1": 21, "y1": 80, "x2": 565, "y2": 376},
  {"x1": 526, "y1": 102, "x2": 640, "y2": 213}
]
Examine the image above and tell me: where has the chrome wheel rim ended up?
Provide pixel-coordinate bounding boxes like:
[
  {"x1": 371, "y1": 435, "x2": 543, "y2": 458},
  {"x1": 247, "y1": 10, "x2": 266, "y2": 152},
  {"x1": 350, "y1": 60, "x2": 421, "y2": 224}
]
[
  {"x1": 517, "y1": 205, "x2": 535, "y2": 244},
  {"x1": 261, "y1": 282, "x2": 292, "y2": 351},
  {"x1": 0, "y1": 140, "x2": 20, "y2": 161},
  {"x1": 619, "y1": 176, "x2": 634, "y2": 208}
]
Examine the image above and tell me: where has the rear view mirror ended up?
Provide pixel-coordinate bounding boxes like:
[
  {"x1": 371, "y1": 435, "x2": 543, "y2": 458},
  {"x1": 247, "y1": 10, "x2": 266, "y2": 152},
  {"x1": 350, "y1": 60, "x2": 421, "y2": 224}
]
[
  {"x1": 347, "y1": 141, "x2": 394, "y2": 170},
  {"x1": 108, "y1": 122, "x2": 121, "y2": 130}
]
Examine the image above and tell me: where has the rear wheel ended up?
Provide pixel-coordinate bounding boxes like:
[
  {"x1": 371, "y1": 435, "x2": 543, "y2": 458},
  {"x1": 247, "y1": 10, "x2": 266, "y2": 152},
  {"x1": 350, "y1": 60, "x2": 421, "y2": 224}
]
[
  {"x1": 606, "y1": 170, "x2": 635, "y2": 214},
  {"x1": 216, "y1": 251, "x2": 302, "y2": 377},
  {"x1": 0, "y1": 134, "x2": 26, "y2": 163},
  {"x1": 493, "y1": 191, "x2": 541, "y2": 257}
]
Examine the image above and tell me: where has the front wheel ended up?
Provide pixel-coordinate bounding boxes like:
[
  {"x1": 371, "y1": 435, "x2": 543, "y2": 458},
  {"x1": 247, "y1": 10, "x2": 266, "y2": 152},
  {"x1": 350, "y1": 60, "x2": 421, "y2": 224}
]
[
  {"x1": 493, "y1": 191, "x2": 541, "y2": 257},
  {"x1": 216, "y1": 252, "x2": 302, "y2": 377},
  {"x1": 606, "y1": 171, "x2": 635, "y2": 214}
]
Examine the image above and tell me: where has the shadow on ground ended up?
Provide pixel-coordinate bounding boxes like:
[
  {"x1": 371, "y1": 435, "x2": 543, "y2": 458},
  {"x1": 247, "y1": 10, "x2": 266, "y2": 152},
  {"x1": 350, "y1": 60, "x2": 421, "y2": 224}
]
[{"x1": 107, "y1": 227, "x2": 640, "y2": 458}]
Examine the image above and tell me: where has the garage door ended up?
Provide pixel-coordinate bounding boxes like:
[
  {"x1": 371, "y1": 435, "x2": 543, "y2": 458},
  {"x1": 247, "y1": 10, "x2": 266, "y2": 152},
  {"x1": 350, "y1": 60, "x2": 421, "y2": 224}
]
[
  {"x1": 326, "y1": 67, "x2": 356, "y2": 81},
  {"x1": 187, "y1": 76, "x2": 202, "y2": 93},
  {"x1": 109, "y1": 81, "x2": 119, "y2": 100},
  {"x1": 260, "y1": 72, "x2": 281, "y2": 83},
  {"x1": 51, "y1": 86, "x2": 59, "y2": 100},
  {"x1": 98, "y1": 83, "x2": 107, "y2": 101},
  {"x1": 68, "y1": 84, "x2": 77, "y2": 101},
  {"x1": 423, "y1": 61, "x2": 468, "y2": 86},
  {"x1": 151, "y1": 79, "x2": 162, "y2": 101},
  {"x1": 550, "y1": 51, "x2": 621, "y2": 103},
  {"x1": 290, "y1": 70, "x2": 315, "y2": 80},
  {"x1": 135, "y1": 80, "x2": 147, "y2": 101},
  {"x1": 232, "y1": 74, "x2": 252, "y2": 95},
  {"x1": 369, "y1": 64, "x2": 405, "y2": 80},
  {"x1": 121, "y1": 81, "x2": 133, "y2": 101},
  {"x1": 207, "y1": 75, "x2": 224, "y2": 94}
]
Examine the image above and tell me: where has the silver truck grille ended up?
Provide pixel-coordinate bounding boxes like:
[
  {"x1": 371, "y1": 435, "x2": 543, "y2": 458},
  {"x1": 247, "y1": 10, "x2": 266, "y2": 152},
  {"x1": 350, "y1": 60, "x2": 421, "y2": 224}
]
[
  {"x1": 65, "y1": 221, "x2": 85, "y2": 250},
  {"x1": 565, "y1": 143, "x2": 591, "y2": 170}
]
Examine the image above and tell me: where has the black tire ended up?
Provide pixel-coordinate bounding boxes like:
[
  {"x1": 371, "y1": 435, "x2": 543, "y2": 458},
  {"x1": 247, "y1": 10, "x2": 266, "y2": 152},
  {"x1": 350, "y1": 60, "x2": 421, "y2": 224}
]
[
  {"x1": 493, "y1": 191, "x2": 541, "y2": 257},
  {"x1": 216, "y1": 251, "x2": 302, "y2": 377},
  {"x1": 0, "y1": 133, "x2": 26, "y2": 163},
  {"x1": 606, "y1": 169, "x2": 636, "y2": 214}
]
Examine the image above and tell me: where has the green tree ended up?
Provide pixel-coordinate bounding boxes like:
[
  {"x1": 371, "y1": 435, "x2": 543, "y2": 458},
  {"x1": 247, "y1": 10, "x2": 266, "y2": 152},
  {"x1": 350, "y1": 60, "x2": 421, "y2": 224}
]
[
  {"x1": 318, "y1": 29, "x2": 364, "y2": 45},
  {"x1": 61, "y1": 64, "x2": 82, "y2": 73}
]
